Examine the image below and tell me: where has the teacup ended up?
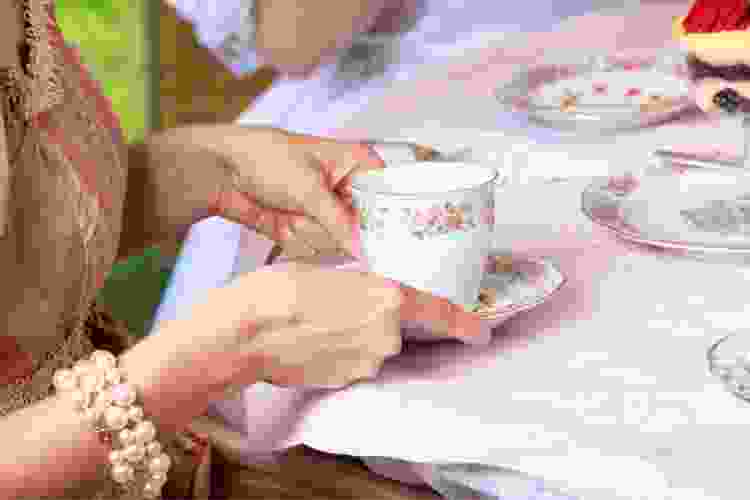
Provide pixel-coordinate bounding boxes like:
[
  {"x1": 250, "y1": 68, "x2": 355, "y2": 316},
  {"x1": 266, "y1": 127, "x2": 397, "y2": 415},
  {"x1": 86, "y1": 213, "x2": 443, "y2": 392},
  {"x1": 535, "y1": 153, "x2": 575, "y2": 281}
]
[{"x1": 351, "y1": 161, "x2": 498, "y2": 309}]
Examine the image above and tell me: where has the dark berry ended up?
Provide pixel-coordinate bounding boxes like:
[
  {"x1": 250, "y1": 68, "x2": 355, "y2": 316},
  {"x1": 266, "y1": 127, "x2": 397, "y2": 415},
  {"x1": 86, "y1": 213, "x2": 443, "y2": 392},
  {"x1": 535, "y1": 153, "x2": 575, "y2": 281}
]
[{"x1": 713, "y1": 88, "x2": 743, "y2": 113}]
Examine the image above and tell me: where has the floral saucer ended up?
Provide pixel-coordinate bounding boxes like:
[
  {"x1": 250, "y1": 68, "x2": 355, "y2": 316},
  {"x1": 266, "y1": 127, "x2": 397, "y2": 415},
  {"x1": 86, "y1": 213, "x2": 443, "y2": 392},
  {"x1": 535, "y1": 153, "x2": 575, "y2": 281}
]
[
  {"x1": 495, "y1": 48, "x2": 691, "y2": 133},
  {"x1": 295, "y1": 253, "x2": 565, "y2": 342},
  {"x1": 582, "y1": 168, "x2": 750, "y2": 253},
  {"x1": 472, "y1": 252, "x2": 566, "y2": 326}
]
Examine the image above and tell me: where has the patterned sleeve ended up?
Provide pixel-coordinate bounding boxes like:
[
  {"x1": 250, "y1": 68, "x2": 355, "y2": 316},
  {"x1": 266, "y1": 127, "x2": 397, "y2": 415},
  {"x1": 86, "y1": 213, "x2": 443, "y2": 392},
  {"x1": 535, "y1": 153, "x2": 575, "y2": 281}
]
[{"x1": 167, "y1": 0, "x2": 259, "y2": 76}]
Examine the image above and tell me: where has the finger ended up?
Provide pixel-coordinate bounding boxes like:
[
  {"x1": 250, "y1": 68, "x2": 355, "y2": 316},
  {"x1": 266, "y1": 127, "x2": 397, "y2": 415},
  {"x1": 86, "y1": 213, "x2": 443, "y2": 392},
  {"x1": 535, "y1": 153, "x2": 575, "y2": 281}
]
[
  {"x1": 258, "y1": 351, "x2": 380, "y2": 389},
  {"x1": 333, "y1": 143, "x2": 386, "y2": 190},
  {"x1": 299, "y1": 355, "x2": 386, "y2": 389},
  {"x1": 286, "y1": 138, "x2": 384, "y2": 257},
  {"x1": 369, "y1": 307, "x2": 404, "y2": 358},
  {"x1": 216, "y1": 189, "x2": 291, "y2": 240},
  {"x1": 288, "y1": 133, "x2": 386, "y2": 184},
  {"x1": 275, "y1": 236, "x2": 318, "y2": 261},
  {"x1": 288, "y1": 216, "x2": 341, "y2": 256},
  {"x1": 299, "y1": 166, "x2": 361, "y2": 258},
  {"x1": 390, "y1": 281, "x2": 491, "y2": 345},
  {"x1": 216, "y1": 188, "x2": 321, "y2": 258}
]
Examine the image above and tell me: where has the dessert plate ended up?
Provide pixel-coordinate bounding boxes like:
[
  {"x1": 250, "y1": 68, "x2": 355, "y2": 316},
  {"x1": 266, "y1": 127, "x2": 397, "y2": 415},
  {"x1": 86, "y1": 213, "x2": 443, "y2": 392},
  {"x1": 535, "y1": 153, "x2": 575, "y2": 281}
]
[
  {"x1": 326, "y1": 252, "x2": 566, "y2": 342},
  {"x1": 582, "y1": 167, "x2": 750, "y2": 253},
  {"x1": 496, "y1": 49, "x2": 692, "y2": 133}
]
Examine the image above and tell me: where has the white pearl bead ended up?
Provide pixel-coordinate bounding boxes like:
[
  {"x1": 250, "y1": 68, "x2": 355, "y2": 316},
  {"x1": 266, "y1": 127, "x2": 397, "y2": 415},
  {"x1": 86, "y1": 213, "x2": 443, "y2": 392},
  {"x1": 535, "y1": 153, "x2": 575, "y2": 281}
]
[
  {"x1": 82, "y1": 407, "x2": 100, "y2": 425},
  {"x1": 104, "y1": 406, "x2": 129, "y2": 430},
  {"x1": 73, "y1": 360, "x2": 99, "y2": 377},
  {"x1": 148, "y1": 453, "x2": 172, "y2": 474},
  {"x1": 119, "y1": 428, "x2": 135, "y2": 445},
  {"x1": 70, "y1": 389, "x2": 88, "y2": 409},
  {"x1": 135, "y1": 421, "x2": 157, "y2": 444},
  {"x1": 146, "y1": 441, "x2": 162, "y2": 457},
  {"x1": 127, "y1": 406, "x2": 144, "y2": 423},
  {"x1": 79, "y1": 373, "x2": 103, "y2": 393},
  {"x1": 90, "y1": 350, "x2": 117, "y2": 370},
  {"x1": 143, "y1": 480, "x2": 162, "y2": 499},
  {"x1": 110, "y1": 463, "x2": 134, "y2": 484},
  {"x1": 53, "y1": 369, "x2": 78, "y2": 392},
  {"x1": 94, "y1": 391, "x2": 113, "y2": 409},
  {"x1": 150, "y1": 472, "x2": 168, "y2": 486},
  {"x1": 108, "y1": 450, "x2": 123, "y2": 464},
  {"x1": 123, "y1": 444, "x2": 146, "y2": 463},
  {"x1": 104, "y1": 367, "x2": 122, "y2": 385}
]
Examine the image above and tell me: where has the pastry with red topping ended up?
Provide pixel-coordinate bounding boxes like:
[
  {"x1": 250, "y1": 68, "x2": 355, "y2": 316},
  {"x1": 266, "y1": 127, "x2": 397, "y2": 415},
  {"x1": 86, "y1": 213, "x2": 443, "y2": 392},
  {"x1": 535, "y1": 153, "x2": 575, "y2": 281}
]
[{"x1": 674, "y1": 0, "x2": 750, "y2": 112}]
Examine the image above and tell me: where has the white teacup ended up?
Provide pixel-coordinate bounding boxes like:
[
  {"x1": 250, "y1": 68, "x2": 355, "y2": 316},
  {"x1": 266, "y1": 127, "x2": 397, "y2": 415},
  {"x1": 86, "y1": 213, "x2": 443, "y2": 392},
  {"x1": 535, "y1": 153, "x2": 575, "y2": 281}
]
[{"x1": 351, "y1": 161, "x2": 498, "y2": 309}]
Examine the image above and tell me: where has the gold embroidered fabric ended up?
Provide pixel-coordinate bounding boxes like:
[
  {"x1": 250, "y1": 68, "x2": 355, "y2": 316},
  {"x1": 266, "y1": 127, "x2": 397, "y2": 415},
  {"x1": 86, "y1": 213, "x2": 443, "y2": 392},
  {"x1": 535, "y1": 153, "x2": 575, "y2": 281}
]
[{"x1": 22, "y1": 0, "x2": 63, "y2": 121}]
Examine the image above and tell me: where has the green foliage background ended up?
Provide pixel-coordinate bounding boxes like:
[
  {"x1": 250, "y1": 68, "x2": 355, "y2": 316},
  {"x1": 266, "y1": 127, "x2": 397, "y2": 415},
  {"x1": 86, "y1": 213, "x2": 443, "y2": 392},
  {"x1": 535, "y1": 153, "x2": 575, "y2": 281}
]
[
  {"x1": 56, "y1": 0, "x2": 149, "y2": 142},
  {"x1": 56, "y1": 0, "x2": 167, "y2": 337}
]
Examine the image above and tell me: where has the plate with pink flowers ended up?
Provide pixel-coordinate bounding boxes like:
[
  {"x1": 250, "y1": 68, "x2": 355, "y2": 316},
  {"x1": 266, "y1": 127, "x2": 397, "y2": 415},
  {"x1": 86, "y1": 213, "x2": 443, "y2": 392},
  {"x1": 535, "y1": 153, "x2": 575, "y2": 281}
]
[
  {"x1": 471, "y1": 252, "x2": 566, "y2": 324},
  {"x1": 582, "y1": 167, "x2": 750, "y2": 253},
  {"x1": 495, "y1": 48, "x2": 692, "y2": 132}
]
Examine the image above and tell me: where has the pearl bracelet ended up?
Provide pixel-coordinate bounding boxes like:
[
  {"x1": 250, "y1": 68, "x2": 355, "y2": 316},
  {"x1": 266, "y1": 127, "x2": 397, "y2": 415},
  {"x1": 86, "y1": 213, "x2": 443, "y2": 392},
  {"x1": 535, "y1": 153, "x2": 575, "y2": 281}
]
[{"x1": 53, "y1": 350, "x2": 171, "y2": 499}]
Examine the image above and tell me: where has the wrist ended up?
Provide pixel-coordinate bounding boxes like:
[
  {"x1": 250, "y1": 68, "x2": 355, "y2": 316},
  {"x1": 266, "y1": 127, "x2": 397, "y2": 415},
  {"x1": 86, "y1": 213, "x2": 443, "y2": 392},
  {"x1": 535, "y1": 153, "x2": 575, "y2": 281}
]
[
  {"x1": 117, "y1": 336, "x2": 213, "y2": 431},
  {"x1": 118, "y1": 268, "x2": 295, "y2": 426}
]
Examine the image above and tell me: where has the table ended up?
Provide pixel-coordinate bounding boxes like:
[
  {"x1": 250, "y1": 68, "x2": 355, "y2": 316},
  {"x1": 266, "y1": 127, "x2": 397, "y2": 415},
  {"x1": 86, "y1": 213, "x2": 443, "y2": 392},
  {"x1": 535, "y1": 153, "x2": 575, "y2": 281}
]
[{"x1": 154, "y1": 2, "x2": 750, "y2": 499}]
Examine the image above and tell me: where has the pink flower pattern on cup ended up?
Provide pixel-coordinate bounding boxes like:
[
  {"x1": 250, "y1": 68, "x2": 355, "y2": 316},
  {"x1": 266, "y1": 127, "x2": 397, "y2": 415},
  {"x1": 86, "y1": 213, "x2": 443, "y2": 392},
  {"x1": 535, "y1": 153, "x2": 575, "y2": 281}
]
[
  {"x1": 408, "y1": 202, "x2": 476, "y2": 239},
  {"x1": 355, "y1": 199, "x2": 494, "y2": 240}
]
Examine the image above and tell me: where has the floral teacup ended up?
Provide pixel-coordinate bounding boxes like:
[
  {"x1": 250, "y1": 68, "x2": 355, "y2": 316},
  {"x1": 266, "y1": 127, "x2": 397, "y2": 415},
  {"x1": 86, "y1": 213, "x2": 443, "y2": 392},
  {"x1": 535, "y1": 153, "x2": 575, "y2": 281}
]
[{"x1": 351, "y1": 161, "x2": 499, "y2": 309}]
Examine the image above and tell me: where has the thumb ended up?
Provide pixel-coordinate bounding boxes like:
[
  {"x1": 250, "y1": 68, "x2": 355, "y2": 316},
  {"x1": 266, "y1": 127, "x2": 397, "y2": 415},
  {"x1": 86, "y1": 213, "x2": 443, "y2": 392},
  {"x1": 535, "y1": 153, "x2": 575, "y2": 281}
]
[
  {"x1": 389, "y1": 280, "x2": 492, "y2": 345},
  {"x1": 307, "y1": 142, "x2": 384, "y2": 258},
  {"x1": 303, "y1": 170, "x2": 361, "y2": 258}
]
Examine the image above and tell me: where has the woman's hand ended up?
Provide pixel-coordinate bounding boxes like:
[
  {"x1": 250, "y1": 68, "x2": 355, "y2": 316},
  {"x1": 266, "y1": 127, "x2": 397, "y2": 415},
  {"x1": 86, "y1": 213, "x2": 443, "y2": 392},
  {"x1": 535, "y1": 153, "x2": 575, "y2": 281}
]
[
  {"x1": 212, "y1": 127, "x2": 386, "y2": 259},
  {"x1": 122, "y1": 262, "x2": 489, "y2": 425},
  {"x1": 123, "y1": 124, "x2": 438, "y2": 260}
]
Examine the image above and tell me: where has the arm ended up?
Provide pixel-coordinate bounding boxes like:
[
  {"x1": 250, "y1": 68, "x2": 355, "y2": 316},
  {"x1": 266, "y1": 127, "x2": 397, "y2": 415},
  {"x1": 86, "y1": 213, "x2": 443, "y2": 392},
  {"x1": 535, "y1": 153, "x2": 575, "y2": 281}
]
[
  {"x1": 0, "y1": 298, "x2": 268, "y2": 500},
  {"x1": 254, "y1": 0, "x2": 387, "y2": 75},
  {"x1": 0, "y1": 335, "x2": 215, "y2": 499},
  {"x1": 0, "y1": 390, "x2": 112, "y2": 498},
  {"x1": 168, "y1": 0, "x2": 387, "y2": 77}
]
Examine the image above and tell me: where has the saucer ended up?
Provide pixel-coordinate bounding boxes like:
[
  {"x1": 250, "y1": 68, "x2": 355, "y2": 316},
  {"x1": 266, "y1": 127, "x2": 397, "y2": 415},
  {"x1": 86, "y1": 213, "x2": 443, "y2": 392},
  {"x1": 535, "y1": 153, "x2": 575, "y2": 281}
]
[
  {"x1": 582, "y1": 168, "x2": 750, "y2": 253},
  {"x1": 474, "y1": 252, "x2": 567, "y2": 329}
]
